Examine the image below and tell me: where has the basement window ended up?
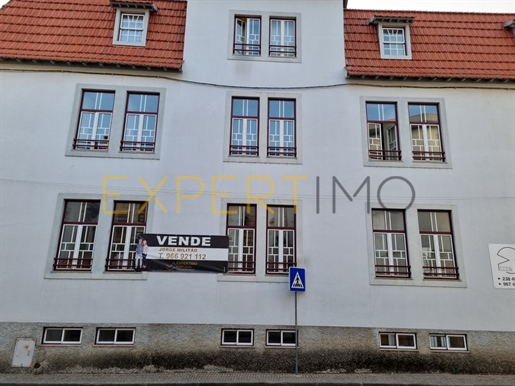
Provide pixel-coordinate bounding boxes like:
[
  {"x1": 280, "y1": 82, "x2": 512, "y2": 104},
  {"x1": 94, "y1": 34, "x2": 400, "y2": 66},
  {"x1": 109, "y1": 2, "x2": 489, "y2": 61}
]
[
  {"x1": 379, "y1": 332, "x2": 417, "y2": 349},
  {"x1": 43, "y1": 328, "x2": 82, "y2": 345},
  {"x1": 221, "y1": 329, "x2": 254, "y2": 346},
  {"x1": 96, "y1": 328, "x2": 135, "y2": 345},
  {"x1": 430, "y1": 334, "x2": 467, "y2": 351}
]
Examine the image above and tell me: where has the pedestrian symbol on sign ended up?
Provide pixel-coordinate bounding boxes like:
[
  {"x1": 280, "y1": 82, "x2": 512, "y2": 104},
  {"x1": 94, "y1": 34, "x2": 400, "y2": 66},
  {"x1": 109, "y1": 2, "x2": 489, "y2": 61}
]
[{"x1": 292, "y1": 272, "x2": 304, "y2": 289}]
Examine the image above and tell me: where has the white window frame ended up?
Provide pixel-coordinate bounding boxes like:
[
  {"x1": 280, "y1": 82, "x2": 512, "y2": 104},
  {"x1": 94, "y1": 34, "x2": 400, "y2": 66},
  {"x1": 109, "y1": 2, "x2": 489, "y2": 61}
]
[
  {"x1": 429, "y1": 334, "x2": 468, "y2": 351},
  {"x1": 96, "y1": 328, "x2": 135, "y2": 345},
  {"x1": 266, "y1": 330, "x2": 297, "y2": 347},
  {"x1": 113, "y1": 9, "x2": 150, "y2": 47},
  {"x1": 379, "y1": 332, "x2": 417, "y2": 350},
  {"x1": 377, "y1": 23, "x2": 412, "y2": 60},
  {"x1": 221, "y1": 329, "x2": 254, "y2": 346},
  {"x1": 43, "y1": 328, "x2": 83, "y2": 345}
]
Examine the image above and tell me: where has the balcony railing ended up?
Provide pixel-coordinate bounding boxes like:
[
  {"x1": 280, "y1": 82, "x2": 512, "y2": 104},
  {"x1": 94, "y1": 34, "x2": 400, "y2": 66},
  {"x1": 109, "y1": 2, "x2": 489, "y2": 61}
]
[
  {"x1": 423, "y1": 265, "x2": 458, "y2": 279},
  {"x1": 369, "y1": 149, "x2": 402, "y2": 161},
  {"x1": 413, "y1": 151, "x2": 445, "y2": 162},
  {"x1": 53, "y1": 257, "x2": 92, "y2": 271},
  {"x1": 375, "y1": 264, "x2": 411, "y2": 278}
]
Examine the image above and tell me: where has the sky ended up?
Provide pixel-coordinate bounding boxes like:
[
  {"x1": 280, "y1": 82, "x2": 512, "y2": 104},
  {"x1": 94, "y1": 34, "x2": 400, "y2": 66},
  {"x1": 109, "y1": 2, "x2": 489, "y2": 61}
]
[
  {"x1": 348, "y1": 0, "x2": 514, "y2": 12},
  {"x1": 0, "y1": 0, "x2": 514, "y2": 12}
]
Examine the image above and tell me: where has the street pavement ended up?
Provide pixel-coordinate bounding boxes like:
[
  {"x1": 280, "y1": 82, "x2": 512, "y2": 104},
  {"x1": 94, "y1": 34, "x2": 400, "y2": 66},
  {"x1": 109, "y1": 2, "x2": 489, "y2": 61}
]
[{"x1": 1, "y1": 371, "x2": 515, "y2": 386}]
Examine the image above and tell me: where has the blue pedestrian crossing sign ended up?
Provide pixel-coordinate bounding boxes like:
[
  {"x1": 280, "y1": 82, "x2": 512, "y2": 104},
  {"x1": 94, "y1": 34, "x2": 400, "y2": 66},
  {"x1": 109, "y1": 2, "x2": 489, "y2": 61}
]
[{"x1": 289, "y1": 267, "x2": 306, "y2": 292}]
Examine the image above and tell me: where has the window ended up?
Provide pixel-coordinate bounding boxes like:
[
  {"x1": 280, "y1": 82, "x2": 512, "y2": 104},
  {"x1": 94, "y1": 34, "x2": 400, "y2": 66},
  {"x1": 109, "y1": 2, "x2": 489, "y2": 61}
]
[
  {"x1": 268, "y1": 99, "x2": 296, "y2": 157},
  {"x1": 379, "y1": 333, "x2": 416, "y2": 349},
  {"x1": 418, "y1": 211, "x2": 458, "y2": 279},
  {"x1": 269, "y1": 18, "x2": 296, "y2": 57},
  {"x1": 121, "y1": 93, "x2": 159, "y2": 152},
  {"x1": 225, "y1": 93, "x2": 300, "y2": 163},
  {"x1": 118, "y1": 14, "x2": 144, "y2": 43},
  {"x1": 366, "y1": 103, "x2": 401, "y2": 161},
  {"x1": 221, "y1": 329, "x2": 254, "y2": 346},
  {"x1": 369, "y1": 16, "x2": 414, "y2": 59},
  {"x1": 382, "y1": 28, "x2": 406, "y2": 56},
  {"x1": 267, "y1": 206, "x2": 295, "y2": 274},
  {"x1": 430, "y1": 334, "x2": 467, "y2": 351},
  {"x1": 67, "y1": 85, "x2": 165, "y2": 159},
  {"x1": 111, "y1": 2, "x2": 156, "y2": 47},
  {"x1": 372, "y1": 210, "x2": 410, "y2": 278},
  {"x1": 43, "y1": 328, "x2": 82, "y2": 344},
  {"x1": 227, "y1": 205, "x2": 256, "y2": 273},
  {"x1": 73, "y1": 91, "x2": 114, "y2": 150},
  {"x1": 54, "y1": 201, "x2": 99, "y2": 271},
  {"x1": 267, "y1": 330, "x2": 296, "y2": 347},
  {"x1": 234, "y1": 17, "x2": 261, "y2": 55},
  {"x1": 230, "y1": 98, "x2": 259, "y2": 156},
  {"x1": 106, "y1": 202, "x2": 147, "y2": 271},
  {"x1": 229, "y1": 12, "x2": 300, "y2": 62},
  {"x1": 96, "y1": 328, "x2": 135, "y2": 345},
  {"x1": 409, "y1": 104, "x2": 445, "y2": 161}
]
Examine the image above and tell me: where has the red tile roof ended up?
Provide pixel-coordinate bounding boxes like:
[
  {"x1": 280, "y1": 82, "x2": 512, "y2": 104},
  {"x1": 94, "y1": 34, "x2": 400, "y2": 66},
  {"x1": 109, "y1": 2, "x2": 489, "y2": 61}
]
[
  {"x1": 0, "y1": 0, "x2": 186, "y2": 70},
  {"x1": 344, "y1": 9, "x2": 515, "y2": 81}
]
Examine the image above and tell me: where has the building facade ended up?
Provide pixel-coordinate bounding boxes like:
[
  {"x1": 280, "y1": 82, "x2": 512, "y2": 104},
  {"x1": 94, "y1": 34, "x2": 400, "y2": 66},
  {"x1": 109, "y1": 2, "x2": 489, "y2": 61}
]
[{"x1": 0, "y1": 0, "x2": 514, "y2": 374}]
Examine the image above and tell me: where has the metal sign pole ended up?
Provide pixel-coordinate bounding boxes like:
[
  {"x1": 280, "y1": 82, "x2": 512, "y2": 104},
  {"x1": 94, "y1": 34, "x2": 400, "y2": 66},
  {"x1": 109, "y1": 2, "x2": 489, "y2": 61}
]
[{"x1": 295, "y1": 291, "x2": 298, "y2": 375}]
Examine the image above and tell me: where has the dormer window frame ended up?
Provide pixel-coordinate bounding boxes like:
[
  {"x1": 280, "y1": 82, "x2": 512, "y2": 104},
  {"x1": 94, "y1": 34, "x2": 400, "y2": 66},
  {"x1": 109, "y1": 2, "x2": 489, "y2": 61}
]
[
  {"x1": 111, "y1": 1, "x2": 158, "y2": 47},
  {"x1": 369, "y1": 16, "x2": 414, "y2": 60}
]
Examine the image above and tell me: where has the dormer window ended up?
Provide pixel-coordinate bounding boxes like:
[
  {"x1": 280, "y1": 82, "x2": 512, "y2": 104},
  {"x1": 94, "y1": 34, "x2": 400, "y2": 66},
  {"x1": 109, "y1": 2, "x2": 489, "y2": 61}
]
[
  {"x1": 369, "y1": 16, "x2": 414, "y2": 60},
  {"x1": 110, "y1": 1, "x2": 158, "y2": 46}
]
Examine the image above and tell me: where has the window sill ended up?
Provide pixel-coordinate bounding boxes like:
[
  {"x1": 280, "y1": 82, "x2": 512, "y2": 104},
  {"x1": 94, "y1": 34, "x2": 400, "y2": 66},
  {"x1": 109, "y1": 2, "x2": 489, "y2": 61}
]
[
  {"x1": 217, "y1": 274, "x2": 288, "y2": 283},
  {"x1": 65, "y1": 149, "x2": 159, "y2": 160},
  {"x1": 220, "y1": 345, "x2": 255, "y2": 348},
  {"x1": 224, "y1": 155, "x2": 301, "y2": 165},
  {"x1": 228, "y1": 55, "x2": 301, "y2": 64},
  {"x1": 364, "y1": 160, "x2": 452, "y2": 169},
  {"x1": 370, "y1": 277, "x2": 466, "y2": 288},
  {"x1": 379, "y1": 348, "x2": 418, "y2": 351},
  {"x1": 44, "y1": 272, "x2": 148, "y2": 280},
  {"x1": 430, "y1": 349, "x2": 470, "y2": 353}
]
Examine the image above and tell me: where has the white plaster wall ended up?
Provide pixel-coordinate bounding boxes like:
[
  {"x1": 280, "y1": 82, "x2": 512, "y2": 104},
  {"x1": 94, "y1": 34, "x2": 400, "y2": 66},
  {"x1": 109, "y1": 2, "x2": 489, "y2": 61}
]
[{"x1": 0, "y1": 0, "x2": 514, "y2": 334}]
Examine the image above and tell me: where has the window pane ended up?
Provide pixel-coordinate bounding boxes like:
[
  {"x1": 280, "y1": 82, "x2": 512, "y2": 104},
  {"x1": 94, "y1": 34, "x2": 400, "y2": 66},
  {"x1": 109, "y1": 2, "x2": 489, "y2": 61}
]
[
  {"x1": 63, "y1": 329, "x2": 81, "y2": 342},
  {"x1": 45, "y1": 329, "x2": 63, "y2": 342},
  {"x1": 82, "y1": 91, "x2": 114, "y2": 110},
  {"x1": 418, "y1": 211, "x2": 432, "y2": 232},
  {"x1": 448, "y1": 336, "x2": 466, "y2": 349},
  {"x1": 116, "y1": 330, "x2": 134, "y2": 343},
  {"x1": 397, "y1": 334, "x2": 415, "y2": 348},
  {"x1": 228, "y1": 205, "x2": 256, "y2": 226},
  {"x1": 232, "y1": 98, "x2": 258, "y2": 117},
  {"x1": 98, "y1": 329, "x2": 116, "y2": 342},
  {"x1": 268, "y1": 207, "x2": 294, "y2": 227},
  {"x1": 430, "y1": 335, "x2": 447, "y2": 348},
  {"x1": 409, "y1": 104, "x2": 439, "y2": 123},
  {"x1": 380, "y1": 333, "x2": 395, "y2": 347},
  {"x1": 366, "y1": 103, "x2": 396, "y2": 121},
  {"x1": 282, "y1": 331, "x2": 296, "y2": 345},
  {"x1": 268, "y1": 331, "x2": 281, "y2": 344},
  {"x1": 239, "y1": 331, "x2": 252, "y2": 344},
  {"x1": 128, "y1": 94, "x2": 159, "y2": 113},
  {"x1": 223, "y1": 330, "x2": 237, "y2": 343},
  {"x1": 269, "y1": 100, "x2": 295, "y2": 118}
]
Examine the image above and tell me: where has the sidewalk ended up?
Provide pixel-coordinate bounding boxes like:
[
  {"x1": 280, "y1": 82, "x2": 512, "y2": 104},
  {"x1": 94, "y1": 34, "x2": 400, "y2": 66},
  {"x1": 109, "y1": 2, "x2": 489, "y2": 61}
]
[{"x1": 1, "y1": 371, "x2": 515, "y2": 386}]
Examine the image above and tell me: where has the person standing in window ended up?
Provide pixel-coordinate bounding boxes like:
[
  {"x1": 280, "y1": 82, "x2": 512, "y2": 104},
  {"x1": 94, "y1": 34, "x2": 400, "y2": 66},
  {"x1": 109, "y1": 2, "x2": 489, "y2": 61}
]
[
  {"x1": 135, "y1": 236, "x2": 143, "y2": 271},
  {"x1": 142, "y1": 239, "x2": 148, "y2": 270}
]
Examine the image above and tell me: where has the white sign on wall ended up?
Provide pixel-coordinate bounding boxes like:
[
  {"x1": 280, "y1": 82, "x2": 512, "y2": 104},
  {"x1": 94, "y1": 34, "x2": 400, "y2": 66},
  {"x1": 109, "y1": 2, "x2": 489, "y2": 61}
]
[
  {"x1": 489, "y1": 244, "x2": 515, "y2": 289},
  {"x1": 12, "y1": 338, "x2": 35, "y2": 367}
]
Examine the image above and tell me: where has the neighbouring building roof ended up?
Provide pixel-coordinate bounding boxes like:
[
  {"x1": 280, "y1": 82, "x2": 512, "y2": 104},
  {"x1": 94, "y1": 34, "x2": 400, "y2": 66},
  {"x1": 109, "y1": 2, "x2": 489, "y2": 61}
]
[
  {"x1": 344, "y1": 9, "x2": 515, "y2": 81},
  {"x1": 0, "y1": 0, "x2": 186, "y2": 70}
]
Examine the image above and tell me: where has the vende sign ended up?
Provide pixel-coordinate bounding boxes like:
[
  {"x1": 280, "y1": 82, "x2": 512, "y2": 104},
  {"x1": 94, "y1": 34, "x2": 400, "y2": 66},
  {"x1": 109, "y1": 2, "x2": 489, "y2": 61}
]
[{"x1": 141, "y1": 234, "x2": 229, "y2": 273}]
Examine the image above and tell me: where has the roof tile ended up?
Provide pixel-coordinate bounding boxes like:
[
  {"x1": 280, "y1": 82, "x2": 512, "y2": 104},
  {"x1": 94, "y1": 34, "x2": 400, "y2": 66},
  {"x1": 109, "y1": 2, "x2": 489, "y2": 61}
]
[
  {"x1": 0, "y1": 0, "x2": 186, "y2": 70},
  {"x1": 344, "y1": 9, "x2": 515, "y2": 80}
]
